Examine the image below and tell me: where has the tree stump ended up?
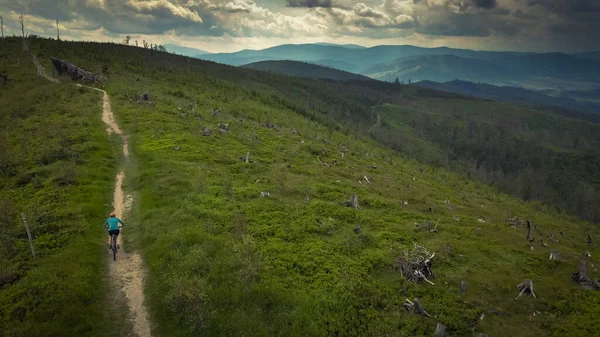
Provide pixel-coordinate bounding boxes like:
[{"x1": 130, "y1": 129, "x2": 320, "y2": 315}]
[
  {"x1": 515, "y1": 279, "x2": 536, "y2": 299},
  {"x1": 403, "y1": 298, "x2": 432, "y2": 317},
  {"x1": 460, "y1": 281, "x2": 468, "y2": 295},
  {"x1": 341, "y1": 194, "x2": 360, "y2": 209},
  {"x1": 588, "y1": 234, "x2": 593, "y2": 245},
  {"x1": 572, "y1": 260, "x2": 588, "y2": 283},
  {"x1": 549, "y1": 250, "x2": 560, "y2": 260},
  {"x1": 526, "y1": 220, "x2": 534, "y2": 242},
  {"x1": 434, "y1": 323, "x2": 445, "y2": 337},
  {"x1": 239, "y1": 152, "x2": 253, "y2": 163}
]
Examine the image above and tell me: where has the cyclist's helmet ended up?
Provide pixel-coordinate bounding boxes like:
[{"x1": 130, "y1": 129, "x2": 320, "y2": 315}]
[{"x1": 110, "y1": 212, "x2": 117, "y2": 217}]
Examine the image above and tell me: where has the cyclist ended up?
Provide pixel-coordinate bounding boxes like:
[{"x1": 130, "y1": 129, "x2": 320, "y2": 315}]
[{"x1": 104, "y1": 212, "x2": 124, "y2": 249}]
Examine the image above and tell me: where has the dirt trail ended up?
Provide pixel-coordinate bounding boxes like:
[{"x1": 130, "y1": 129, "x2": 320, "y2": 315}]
[
  {"x1": 94, "y1": 87, "x2": 151, "y2": 337},
  {"x1": 34, "y1": 57, "x2": 151, "y2": 336}
]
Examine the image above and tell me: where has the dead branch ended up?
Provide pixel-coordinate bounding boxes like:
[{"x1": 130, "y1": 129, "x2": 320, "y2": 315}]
[
  {"x1": 316, "y1": 156, "x2": 329, "y2": 167},
  {"x1": 515, "y1": 279, "x2": 536, "y2": 300},
  {"x1": 397, "y1": 243, "x2": 435, "y2": 285},
  {"x1": 507, "y1": 216, "x2": 524, "y2": 228},
  {"x1": 429, "y1": 219, "x2": 441, "y2": 233},
  {"x1": 20, "y1": 213, "x2": 35, "y2": 258}
]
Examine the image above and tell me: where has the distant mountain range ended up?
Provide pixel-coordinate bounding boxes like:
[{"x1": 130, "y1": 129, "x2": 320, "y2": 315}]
[
  {"x1": 195, "y1": 43, "x2": 600, "y2": 110},
  {"x1": 414, "y1": 79, "x2": 600, "y2": 118},
  {"x1": 164, "y1": 43, "x2": 210, "y2": 57},
  {"x1": 242, "y1": 60, "x2": 373, "y2": 81}
]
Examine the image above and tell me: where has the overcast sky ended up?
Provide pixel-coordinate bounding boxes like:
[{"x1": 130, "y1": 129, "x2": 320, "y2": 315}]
[{"x1": 0, "y1": 0, "x2": 598, "y2": 53}]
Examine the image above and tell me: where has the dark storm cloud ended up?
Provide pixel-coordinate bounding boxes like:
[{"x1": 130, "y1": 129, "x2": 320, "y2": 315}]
[
  {"x1": 528, "y1": 0, "x2": 600, "y2": 13},
  {"x1": 415, "y1": 12, "x2": 517, "y2": 37},
  {"x1": 413, "y1": 0, "x2": 497, "y2": 11},
  {"x1": 287, "y1": 0, "x2": 334, "y2": 8},
  {"x1": 475, "y1": 0, "x2": 497, "y2": 9}
]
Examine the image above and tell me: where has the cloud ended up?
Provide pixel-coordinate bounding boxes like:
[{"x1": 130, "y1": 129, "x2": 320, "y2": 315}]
[
  {"x1": 286, "y1": 0, "x2": 334, "y2": 8},
  {"x1": 314, "y1": 2, "x2": 414, "y2": 31},
  {"x1": 0, "y1": 0, "x2": 598, "y2": 52}
]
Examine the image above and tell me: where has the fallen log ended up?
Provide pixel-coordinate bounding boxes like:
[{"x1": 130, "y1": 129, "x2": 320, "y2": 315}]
[{"x1": 50, "y1": 57, "x2": 105, "y2": 83}]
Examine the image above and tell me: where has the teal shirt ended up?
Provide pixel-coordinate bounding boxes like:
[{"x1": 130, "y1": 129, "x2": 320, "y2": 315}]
[{"x1": 104, "y1": 217, "x2": 124, "y2": 231}]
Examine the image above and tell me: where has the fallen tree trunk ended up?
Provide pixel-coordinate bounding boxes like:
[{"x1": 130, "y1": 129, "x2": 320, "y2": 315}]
[{"x1": 50, "y1": 57, "x2": 105, "y2": 83}]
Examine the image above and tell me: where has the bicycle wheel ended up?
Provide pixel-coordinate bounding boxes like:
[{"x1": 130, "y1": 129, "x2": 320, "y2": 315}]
[{"x1": 112, "y1": 235, "x2": 117, "y2": 261}]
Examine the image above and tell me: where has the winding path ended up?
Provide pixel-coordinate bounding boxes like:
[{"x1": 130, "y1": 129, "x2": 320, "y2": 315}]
[
  {"x1": 93, "y1": 87, "x2": 152, "y2": 337},
  {"x1": 33, "y1": 52, "x2": 152, "y2": 336}
]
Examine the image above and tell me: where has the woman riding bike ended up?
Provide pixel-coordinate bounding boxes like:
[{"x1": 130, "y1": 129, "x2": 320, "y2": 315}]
[{"x1": 104, "y1": 212, "x2": 124, "y2": 249}]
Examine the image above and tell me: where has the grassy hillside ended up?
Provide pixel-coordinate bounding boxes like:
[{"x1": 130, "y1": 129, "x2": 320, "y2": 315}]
[
  {"x1": 9, "y1": 37, "x2": 600, "y2": 337},
  {"x1": 242, "y1": 60, "x2": 373, "y2": 81},
  {"x1": 0, "y1": 38, "x2": 125, "y2": 336},
  {"x1": 9, "y1": 37, "x2": 600, "y2": 336}
]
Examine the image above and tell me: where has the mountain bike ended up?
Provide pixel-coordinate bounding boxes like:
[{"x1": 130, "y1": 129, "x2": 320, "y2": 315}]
[{"x1": 110, "y1": 233, "x2": 118, "y2": 261}]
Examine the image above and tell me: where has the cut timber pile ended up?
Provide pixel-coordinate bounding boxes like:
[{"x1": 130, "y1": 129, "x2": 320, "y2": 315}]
[{"x1": 50, "y1": 57, "x2": 105, "y2": 83}]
